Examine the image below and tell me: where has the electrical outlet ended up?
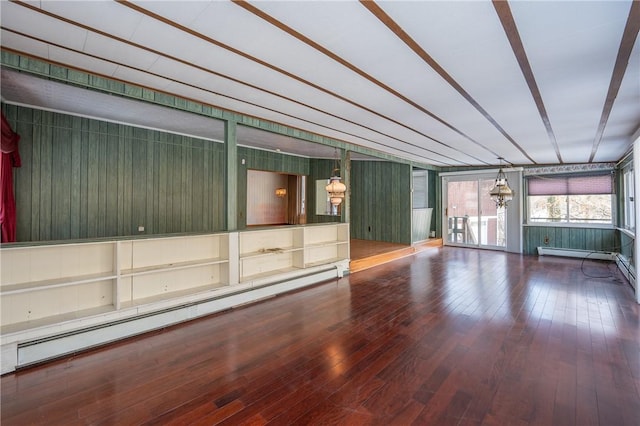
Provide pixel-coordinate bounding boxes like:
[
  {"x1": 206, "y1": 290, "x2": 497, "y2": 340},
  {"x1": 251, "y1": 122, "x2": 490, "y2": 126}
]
[{"x1": 138, "y1": 226, "x2": 145, "y2": 232}]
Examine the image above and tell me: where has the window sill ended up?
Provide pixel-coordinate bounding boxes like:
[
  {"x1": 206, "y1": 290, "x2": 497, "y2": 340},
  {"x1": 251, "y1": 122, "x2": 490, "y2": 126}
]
[
  {"x1": 523, "y1": 222, "x2": 614, "y2": 230},
  {"x1": 616, "y1": 227, "x2": 636, "y2": 238}
]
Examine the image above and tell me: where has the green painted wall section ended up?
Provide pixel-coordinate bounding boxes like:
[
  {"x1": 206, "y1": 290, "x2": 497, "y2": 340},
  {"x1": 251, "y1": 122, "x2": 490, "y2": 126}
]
[
  {"x1": 306, "y1": 158, "x2": 341, "y2": 224},
  {"x1": 350, "y1": 161, "x2": 412, "y2": 244},
  {"x1": 4, "y1": 102, "x2": 342, "y2": 240},
  {"x1": 523, "y1": 226, "x2": 618, "y2": 255},
  {"x1": 225, "y1": 121, "x2": 237, "y2": 231},
  {"x1": 3, "y1": 104, "x2": 227, "y2": 242},
  {"x1": 238, "y1": 146, "x2": 309, "y2": 176},
  {"x1": 428, "y1": 170, "x2": 440, "y2": 236}
]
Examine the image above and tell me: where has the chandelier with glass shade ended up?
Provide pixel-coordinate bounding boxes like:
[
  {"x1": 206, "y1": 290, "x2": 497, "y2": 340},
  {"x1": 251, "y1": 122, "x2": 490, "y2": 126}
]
[
  {"x1": 489, "y1": 157, "x2": 513, "y2": 208},
  {"x1": 326, "y1": 149, "x2": 346, "y2": 206}
]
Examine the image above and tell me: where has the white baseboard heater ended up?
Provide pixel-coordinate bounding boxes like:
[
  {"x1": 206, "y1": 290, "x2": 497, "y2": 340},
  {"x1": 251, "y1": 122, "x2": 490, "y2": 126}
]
[
  {"x1": 2, "y1": 265, "x2": 344, "y2": 374},
  {"x1": 615, "y1": 253, "x2": 637, "y2": 290},
  {"x1": 537, "y1": 246, "x2": 616, "y2": 261}
]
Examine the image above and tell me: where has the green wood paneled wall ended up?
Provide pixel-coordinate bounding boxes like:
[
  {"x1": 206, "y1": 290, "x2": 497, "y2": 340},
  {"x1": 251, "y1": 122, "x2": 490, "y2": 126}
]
[
  {"x1": 3, "y1": 104, "x2": 226, "y2": 242},
  {"x1": 238, "y1": 146, "x2": 309, "y2": 176},
  {"x1": 306, "y1": 158, "x2": 341, "y2": 224},
  {"x1": 350, "y1": 161, "x2": 412, "y2": 244},
  {"x1": 428, "y1": 170, "x2": 439, "y2": 236},
  {"x1": 523, "y1": 226, "x2": 618, "y2": 255}
]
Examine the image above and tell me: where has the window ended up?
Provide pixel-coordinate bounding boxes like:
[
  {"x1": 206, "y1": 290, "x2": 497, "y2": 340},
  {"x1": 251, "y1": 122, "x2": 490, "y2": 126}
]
[
  {"x1": 412, "y1": 170, "x2": 428, "y2": 209},
  {"x1": 527, "y1": 173, "x2": 613, "y2": 224},
  {"x1": 622, "y1": 166, "x2": 635, "y2": 231}
]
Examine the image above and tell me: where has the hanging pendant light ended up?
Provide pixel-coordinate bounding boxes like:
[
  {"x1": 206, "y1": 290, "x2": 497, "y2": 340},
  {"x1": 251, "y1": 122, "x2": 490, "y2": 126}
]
[
  {"x1": 489, "y1": 157, "x2": 513, "y2": 208},
  {"x1": 325, "y1": 149, "x2": 346, "y2": 206}
]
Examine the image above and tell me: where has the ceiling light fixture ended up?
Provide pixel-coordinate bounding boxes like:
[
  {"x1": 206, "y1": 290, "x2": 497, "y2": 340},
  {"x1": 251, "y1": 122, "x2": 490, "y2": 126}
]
[
  {"x1": 325, "y1": 149, "x2": 346, "y2": 206},
  {"x1": 489, "y1": 157, "x2": 513, "y2": 208}
]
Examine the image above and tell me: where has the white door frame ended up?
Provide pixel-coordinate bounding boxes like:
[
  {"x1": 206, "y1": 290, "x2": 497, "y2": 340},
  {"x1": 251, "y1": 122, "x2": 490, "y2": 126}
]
[{"x1": 441, "y1": 168, "x2": 523, "y2": 253}]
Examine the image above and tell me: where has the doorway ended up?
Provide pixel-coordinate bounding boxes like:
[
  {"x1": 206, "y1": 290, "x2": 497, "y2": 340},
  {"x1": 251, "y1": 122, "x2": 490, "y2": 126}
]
[
  {"x1": 246, "y1": 169, "x2": 306, "y2": 226},
  {"x1": 444, "y1": 176, "x2": 506, "y2": 249}
]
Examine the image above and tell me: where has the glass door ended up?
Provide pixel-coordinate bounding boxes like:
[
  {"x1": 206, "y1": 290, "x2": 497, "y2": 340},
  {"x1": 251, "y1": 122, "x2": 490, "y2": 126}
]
[
  {"x1": 445, "y1": 177, "x2": 506, "y2": 249},
  {"x1": 479, "y1": 179, "x2": 506, "y2": 248},
  {"x1": 446, "y1": 180, "x2": 479, "y2": 245}
]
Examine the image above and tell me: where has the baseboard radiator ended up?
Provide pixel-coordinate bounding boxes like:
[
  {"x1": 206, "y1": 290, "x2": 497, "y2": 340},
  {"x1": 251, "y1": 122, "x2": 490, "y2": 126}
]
[
  {"x1": 537, "y1": 246, "x2": 637, "y2": 290},
  {"x1": 5, "y1": 266, "x2": 342, "y2": 373},
  {"x1": 615, "y1": 253, "x2": 637, "y2": 290},
  {"x1": 537, "y1": 246, "x2": 615, "y2": 261}
]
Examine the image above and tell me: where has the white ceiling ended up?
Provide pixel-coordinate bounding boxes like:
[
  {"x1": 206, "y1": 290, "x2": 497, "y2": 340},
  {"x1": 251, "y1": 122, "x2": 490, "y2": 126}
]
[{"x1": 1, "y1": 0, "x2": 639, "y2": 167}]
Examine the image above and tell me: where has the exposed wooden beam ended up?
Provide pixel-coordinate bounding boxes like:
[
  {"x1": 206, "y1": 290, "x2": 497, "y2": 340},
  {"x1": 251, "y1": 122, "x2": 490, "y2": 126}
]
[
  {"x1": 233, "y1": 0, "x2": 495, "y2": 165},
  {"x1": 361, "y1": 0, "x2": 537, "y2": 165},
  {"x1": 493, "y1": 0, "x2": 563, "y2": 164},
  {"x1": 589, "y1": 0, "x2": 640, "y2": 162}
]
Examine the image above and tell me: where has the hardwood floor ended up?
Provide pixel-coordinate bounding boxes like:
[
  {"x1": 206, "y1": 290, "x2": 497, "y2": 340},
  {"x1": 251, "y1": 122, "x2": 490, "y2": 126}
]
[
  {"x1": 350, "y1": 239, "x2": 410, "y2": 259},
  {"x1": 2, "y1": 247, "x2": 639, "y2": 425},
  {"x1": 350, "y1": 238, "x2": 443, "y2": 273}
]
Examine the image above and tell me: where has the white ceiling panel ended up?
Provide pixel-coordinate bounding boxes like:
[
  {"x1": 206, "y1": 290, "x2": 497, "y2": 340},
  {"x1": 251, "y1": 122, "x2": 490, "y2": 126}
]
[
  {"x1": 112, "y1": 65, "x2": 176, "y2": 92},
  {"x1": 126, "y1": 1, "x2": 212, "y2": 28},
  {"x1": 511, "y1": 0, "x2": 633, "y2": 164},
  {"x1": 83, "y1": 33, "x2": 160, "y2": 72},
  {"x1": 0, "y1": 29, "x2": 49, "y2": 60},
  {"x1": 47, "y1": 45, "x2": 119, "y2": 77},
  {"x1": 377, "y1": 1, "x2": 553, "y2": 164},
  {"x1": 0, "y1": 1, "x2": 88, "y2": 51},
  {"x1": 146, "y1": 56, "x2": 214, "y2": 88},
  {"x1": 128, "y1": 16, "x2": 215, "y2": 64},
  {"x1": 1, "y1": 0, "x2": 638, "y2": 167},
  {"x1": 181, "y1": 2, "x2": 435, "y2": 119},
  {"x1": 598, "y1": 34, "x2": 640, "y2": 163},
  {"x1": 249, "y1": 1, "x2": 412, "y2": 85},
  {"x1": 41, "y1": 0, "x2": 144, "y2": 41}
]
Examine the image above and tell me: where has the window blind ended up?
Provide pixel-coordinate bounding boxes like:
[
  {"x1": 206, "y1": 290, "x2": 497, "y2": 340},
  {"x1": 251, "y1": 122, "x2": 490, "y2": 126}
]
[{"x1": 527, "y1": 174, "x2": 612, "y2": 196}]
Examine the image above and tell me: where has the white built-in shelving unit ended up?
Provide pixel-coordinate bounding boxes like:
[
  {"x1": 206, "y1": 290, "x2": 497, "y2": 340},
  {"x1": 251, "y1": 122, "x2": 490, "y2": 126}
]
[
  {"x1": 239, "y1": 227, "x2": 305, "y2": 283},
  {"x1": 118, "y1": 233, "x2": 230, "y2": 308},
  {"x1": 0, "y1": 224, "x2": 349, "y2": 373},
  {"x1": 1, "y1": 241, "x2": 118, "y2": 330},
  {"x1": 238, "y1": 223, "x2": 350, "y2": 283},
  {"x1": 303, "y1": 223, "x2": 350, "y2": 268}
]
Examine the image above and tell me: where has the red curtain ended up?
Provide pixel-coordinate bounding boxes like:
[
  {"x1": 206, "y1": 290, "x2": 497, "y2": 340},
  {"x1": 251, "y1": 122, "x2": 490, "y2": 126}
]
[{"x1": 1, "y1": 112, "x2": 21, "y2": 243}]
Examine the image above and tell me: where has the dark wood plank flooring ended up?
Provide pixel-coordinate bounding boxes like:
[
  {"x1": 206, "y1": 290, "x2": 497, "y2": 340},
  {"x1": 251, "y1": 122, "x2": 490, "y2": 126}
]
[
  {"x1": 350, "y1": 238, "x2": 443, "y2": 273},
  {"x1": 2, "y1": 247, "x2": 639, "y2": 425},
  {"x1": 350, "y1": 239, "x2": 409, "y2": 259}
]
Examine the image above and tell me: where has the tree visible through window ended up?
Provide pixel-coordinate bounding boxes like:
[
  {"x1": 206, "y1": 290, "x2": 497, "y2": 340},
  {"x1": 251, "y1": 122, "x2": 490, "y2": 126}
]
[{"x1": 527, "y1": 174, "x2": 613, "y2": 224}]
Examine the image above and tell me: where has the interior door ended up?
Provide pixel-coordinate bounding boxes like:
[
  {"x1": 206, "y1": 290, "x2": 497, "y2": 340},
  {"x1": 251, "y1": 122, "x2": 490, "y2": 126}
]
[{"x1": 445, "y1": 177, "x2": 506, "y2": 249}]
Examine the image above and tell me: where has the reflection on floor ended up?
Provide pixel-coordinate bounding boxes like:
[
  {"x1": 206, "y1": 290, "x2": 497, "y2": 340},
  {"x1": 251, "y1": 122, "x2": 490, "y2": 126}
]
[
  {"x1": 2, "y1": 248, "x2": 637, "y2": 424},
  {"x1": 350, "y1": 238, "x2": 443, "y2": 273}
]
